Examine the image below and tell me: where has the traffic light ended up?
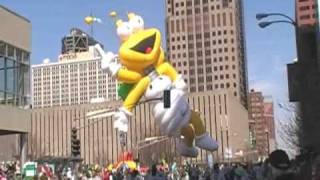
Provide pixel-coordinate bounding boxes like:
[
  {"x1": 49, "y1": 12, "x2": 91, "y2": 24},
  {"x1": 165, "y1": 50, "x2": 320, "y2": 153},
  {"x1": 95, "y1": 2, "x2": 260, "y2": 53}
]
[{"x1": 71, "y1": 128, "x2": 80, "y2": 157}]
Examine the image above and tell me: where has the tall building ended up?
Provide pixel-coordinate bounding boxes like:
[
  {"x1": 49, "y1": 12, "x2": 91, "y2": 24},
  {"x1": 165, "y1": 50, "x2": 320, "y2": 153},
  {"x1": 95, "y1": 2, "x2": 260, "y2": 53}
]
[
  {"x1": 32, "y1": 29, "x2": 118, "y2": 108},
  {"x1": 0, "y1": 5, "x2": 31, "y2": 162},
  {"x1": 263, "y1": 98, "x2": 276, "y2": 152},
  {"x1": 165, "y1": 0, "x2": 248, "y2": 107},
  {"x1": 248, "y1": 90, "x2": 276, "y2": 156},
  {"x1": 296, "y1": 0, "x2": 316, "y2": 26}
]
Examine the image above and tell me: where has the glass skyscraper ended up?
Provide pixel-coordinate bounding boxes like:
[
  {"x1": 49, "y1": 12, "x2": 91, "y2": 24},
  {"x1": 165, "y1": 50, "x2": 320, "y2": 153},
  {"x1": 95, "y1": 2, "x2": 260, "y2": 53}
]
[{"x1": 0, "y1": 41, "x2": 30, "y2": 106}]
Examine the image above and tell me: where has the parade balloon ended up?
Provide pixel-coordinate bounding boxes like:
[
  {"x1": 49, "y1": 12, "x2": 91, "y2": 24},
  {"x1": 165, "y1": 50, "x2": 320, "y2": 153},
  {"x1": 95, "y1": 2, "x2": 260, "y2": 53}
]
[{"x1": 95, "y1": 12, "x2": 219, "y2": 157}]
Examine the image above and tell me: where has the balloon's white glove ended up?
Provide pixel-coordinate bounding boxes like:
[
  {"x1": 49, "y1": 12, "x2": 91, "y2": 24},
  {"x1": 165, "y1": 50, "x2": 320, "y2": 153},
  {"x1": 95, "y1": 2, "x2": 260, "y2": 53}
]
[
  {"x1": 114, "y1": 107, "x2": 132, "y2": 132},
  {"x1": 173, "y1": 74, "x2": 187, "y2": 91},
  {"x1": 94, "y1": 44, "x2": 121, "y2": 77}
]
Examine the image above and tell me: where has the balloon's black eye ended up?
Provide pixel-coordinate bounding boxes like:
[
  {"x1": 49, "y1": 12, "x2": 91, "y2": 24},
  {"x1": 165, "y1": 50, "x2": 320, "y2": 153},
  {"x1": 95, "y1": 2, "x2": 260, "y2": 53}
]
[
  {"x1": 159, "y1": 77, "x2": 163, "y2": 80},
  {"x1": 149, "y1": 85, "x2": 152, "y2": 89}
]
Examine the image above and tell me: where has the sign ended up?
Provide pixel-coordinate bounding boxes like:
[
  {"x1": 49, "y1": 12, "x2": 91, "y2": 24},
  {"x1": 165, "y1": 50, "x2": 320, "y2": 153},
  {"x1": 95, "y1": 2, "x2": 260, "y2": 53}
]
[
  {"x1": 58, "y1": 53, "x2": 77, "y2": 61},
  {"x1": 23, "y1": 162, "x2": 37, "y2": 177}
]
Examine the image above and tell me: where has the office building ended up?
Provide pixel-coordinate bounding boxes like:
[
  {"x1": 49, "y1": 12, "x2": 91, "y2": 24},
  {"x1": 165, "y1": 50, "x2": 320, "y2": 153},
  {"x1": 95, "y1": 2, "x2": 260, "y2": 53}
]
[
  {"x1": 32, "y1": 28, "x2": 118, "y2": 108},
  {"x1": 0, "y1": 5, "x2": 31, "y2": 162},
  {"x1": 296, "y1": 0, "x2": 316, "y2": 26},
  {"x1": 165, "y1": 0, "x2": 248, "y2": 107},
  {"x1": 248, "y1": 89, "x2": 276, "y2": 156}
]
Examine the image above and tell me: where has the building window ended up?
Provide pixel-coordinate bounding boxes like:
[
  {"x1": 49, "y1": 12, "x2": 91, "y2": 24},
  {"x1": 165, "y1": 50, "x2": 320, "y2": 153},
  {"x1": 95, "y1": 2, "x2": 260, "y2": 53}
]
[
  {"x1": 204, "y1": 59, "x2": 210, "y2": 65},
  {"x1": 198, "y1": 77, "x2": 204, "y2": 83},
  {"x1": 223, "y1": 13, "x2": 227, "y2": 26},
  {"x1": 203, "y1": 6, "x2": 209, "y2": 12},
  {"x1": 171, "y1": 20, "x2": 175, "y2": 33},
  {"x1": 299, "y1": 6, "x2": 310, "y2": 11},
  {"x1": 176, "y1": 20, "x2": 180, "y2": 32},
  {"x1": 300, "y1": 15, "x2": 311, "y2": 20},
  {"x1": 230, "y1": 13, "x2": 234, "y2": 26},
  {"x1": 195, "y1": 8, "x2": 201, "y2": 14},
  {"x1": 207, "y1": 76, "x2": 212, "y2": 82}
]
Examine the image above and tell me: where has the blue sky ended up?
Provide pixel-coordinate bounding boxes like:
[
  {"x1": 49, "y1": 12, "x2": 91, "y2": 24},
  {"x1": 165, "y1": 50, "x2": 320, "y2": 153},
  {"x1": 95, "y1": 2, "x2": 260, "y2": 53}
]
[{"x1": 1, "y1": 0, "x2": 296, "y2": 151}]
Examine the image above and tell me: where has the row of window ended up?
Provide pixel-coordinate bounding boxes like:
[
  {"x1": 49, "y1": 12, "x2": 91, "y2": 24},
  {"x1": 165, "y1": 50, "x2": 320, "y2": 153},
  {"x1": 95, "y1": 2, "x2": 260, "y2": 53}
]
[
  {"x1": 0, "y1": 41, "x2": 30, "y2": 63},
  {"x1": 190, "y1": 85, "x2": 238, "y2": 96},
  {"x1": 169, "y1": 0, "x2": 232, "y2": 8},
  {"x1": 170, "y1": 13, "x2": 234, "y2": 34},
  {"x1": 185, "y1": 30, "x2": 234, "y2": 42}
]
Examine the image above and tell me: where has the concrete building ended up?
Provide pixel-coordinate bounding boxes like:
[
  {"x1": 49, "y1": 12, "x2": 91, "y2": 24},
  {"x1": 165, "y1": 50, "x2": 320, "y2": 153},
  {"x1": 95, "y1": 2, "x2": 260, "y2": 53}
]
[
  {"x1": 296, "y1": 0, "x2": 316, "y2": 26},
  {"x1": 29, "y1": 90, "x2": 250, "y2": 164},
  {"x1": 248, "y1": 90, "x2": 276, "y2": 157},
  {"x1": 165, "y1": 0, "x2": 248, "y2": 107},
  {"x1": 32, "y1": 29, "x2": 118, "y2": 108},
  {"x1": 0, "y1": 5, "x2": 31, "y2": 162},
  {"x1": 263, "y1": 98, "x2": 276, "y2": 152}
]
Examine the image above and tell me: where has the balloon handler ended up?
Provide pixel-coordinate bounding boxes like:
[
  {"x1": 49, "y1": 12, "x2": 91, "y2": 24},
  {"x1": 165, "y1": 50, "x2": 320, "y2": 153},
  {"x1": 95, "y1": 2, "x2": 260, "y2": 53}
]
[{"x1": 93, "y1": 13, "x2": 218, "y2": 157}]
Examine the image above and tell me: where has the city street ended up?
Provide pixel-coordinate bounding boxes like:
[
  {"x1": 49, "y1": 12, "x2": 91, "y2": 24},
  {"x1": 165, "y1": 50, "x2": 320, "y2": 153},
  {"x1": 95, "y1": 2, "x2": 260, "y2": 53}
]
[{"x1": 1, "y1": 0, "x2": 320, "y2": 179}]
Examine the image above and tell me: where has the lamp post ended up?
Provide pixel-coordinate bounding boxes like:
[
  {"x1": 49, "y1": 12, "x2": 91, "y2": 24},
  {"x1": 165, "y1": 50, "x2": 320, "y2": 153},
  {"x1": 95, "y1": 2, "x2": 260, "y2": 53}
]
[
  {"x1": 220, "y1": 116, "x2": 224, "y2": 162},
  {"x1": 265, "y1": 129, "x2": 270, "y2": 155},
  {"x1": 224, "y1": 115, "x2": 230, "y2": 164},
  {"x1": 256, "y1": 12, "x2": 299, "y2": 60}
]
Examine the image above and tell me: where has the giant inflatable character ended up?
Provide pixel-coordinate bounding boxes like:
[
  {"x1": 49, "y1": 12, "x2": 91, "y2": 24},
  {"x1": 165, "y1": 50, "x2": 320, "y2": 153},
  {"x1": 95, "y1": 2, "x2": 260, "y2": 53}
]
[{"x1": 94, "y1": 13, "x2": 218, "y2": 157}]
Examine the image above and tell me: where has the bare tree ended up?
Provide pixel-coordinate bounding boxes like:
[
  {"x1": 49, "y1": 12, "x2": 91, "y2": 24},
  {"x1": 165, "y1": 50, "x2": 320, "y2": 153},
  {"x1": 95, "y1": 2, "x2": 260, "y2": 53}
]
[{"x1": 277, "y1": 103, "x2": 302, "y2": 156}]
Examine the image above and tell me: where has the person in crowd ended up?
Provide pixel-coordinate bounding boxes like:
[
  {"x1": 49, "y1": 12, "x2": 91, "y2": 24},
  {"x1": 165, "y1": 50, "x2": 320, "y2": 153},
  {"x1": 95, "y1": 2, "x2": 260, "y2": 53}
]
[
  {"x1": 262, "y1": 149, "x2": 292, "y2": 180},
  {"x1": 210, "y1": 163, "x2": 226, "y2": 180}
]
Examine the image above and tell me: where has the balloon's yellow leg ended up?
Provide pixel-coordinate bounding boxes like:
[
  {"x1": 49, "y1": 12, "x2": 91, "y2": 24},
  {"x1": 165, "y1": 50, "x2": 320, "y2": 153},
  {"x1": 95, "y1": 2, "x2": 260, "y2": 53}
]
[
  {"x1": 123, "y1": 76, "x2": 151, "y2": 111},
  {"x1": 189, "y1": 110, "x2": 206, "y2": 136},
  {"x1": 180, "y1": 124, "x2": 195, "y2": 147}
]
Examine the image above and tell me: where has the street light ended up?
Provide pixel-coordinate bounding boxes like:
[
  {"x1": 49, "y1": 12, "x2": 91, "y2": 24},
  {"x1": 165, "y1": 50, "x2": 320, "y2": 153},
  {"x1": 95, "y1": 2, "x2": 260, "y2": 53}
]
[
  {"x1": 256, "y1": 13, "x2": 296, "y2": 25},
  {"x1": 258, "y1": 20, "x2": 296, "y2": 28},
  {"x1": 265, "y1": 129, "x2": 270, "y2": 155}
]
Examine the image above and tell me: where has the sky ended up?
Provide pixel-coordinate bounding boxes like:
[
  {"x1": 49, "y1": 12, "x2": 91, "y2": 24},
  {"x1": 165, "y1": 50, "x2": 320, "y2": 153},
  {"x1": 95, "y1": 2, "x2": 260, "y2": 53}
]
[{"x1": 1, "y1": 0, "x2": 296, "y2": 152}]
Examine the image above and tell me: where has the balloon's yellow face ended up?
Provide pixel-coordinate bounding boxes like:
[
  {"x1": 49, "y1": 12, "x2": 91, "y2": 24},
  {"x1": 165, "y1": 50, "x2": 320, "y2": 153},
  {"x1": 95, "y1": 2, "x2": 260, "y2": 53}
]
[{"x1": 116, "y1": 14, "x2": 162, "y2": 71}]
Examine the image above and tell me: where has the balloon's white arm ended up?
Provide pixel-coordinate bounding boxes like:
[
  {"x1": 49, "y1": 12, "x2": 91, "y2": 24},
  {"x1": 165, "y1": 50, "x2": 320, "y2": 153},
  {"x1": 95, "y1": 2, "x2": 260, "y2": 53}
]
[{"x1": 94, "y1": 44, "x2": 121, "y2": 76}]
